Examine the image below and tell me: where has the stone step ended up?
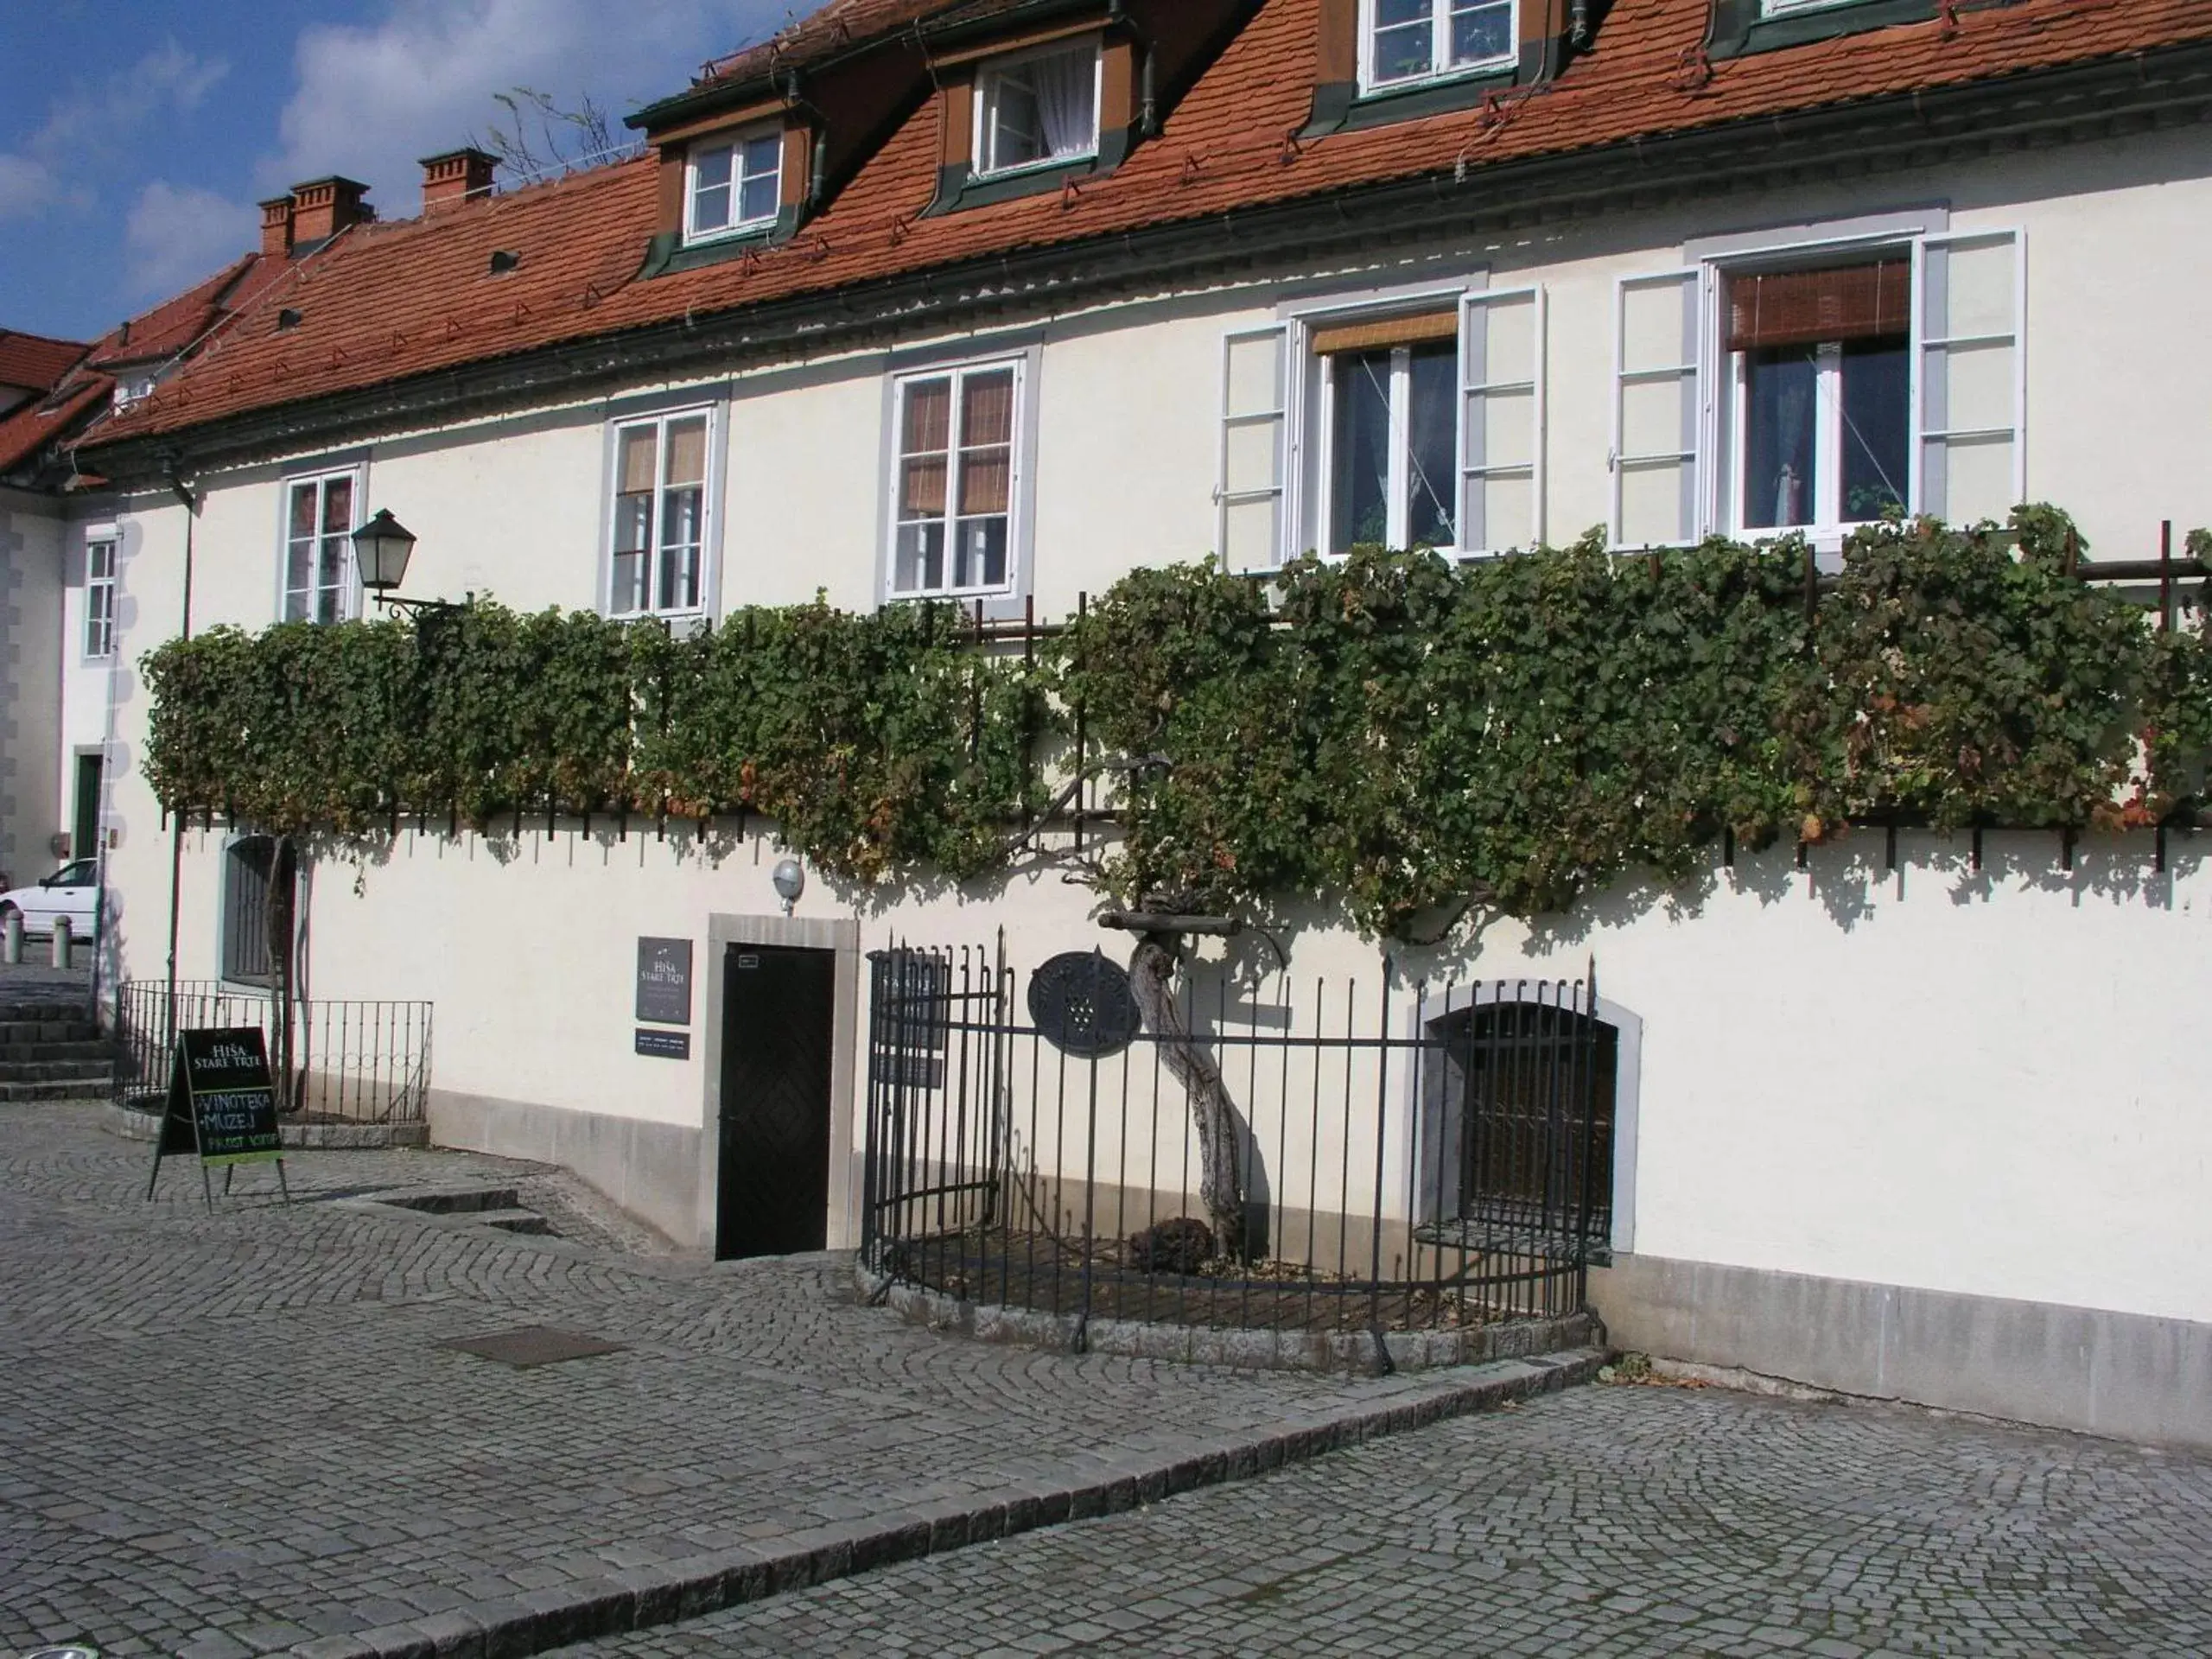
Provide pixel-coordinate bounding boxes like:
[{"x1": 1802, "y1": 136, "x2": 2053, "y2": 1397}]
[
  {"x1": 0, "y1": 1039, "x2": 116, "y2": 1065},
  {"x1": 0, "y1": 1057, "x2": 116, "y2": 1084},
  {"x1": 0, "y1": 1077, "x2": 113, "y2": 1103},
  {"x1": 0, "y1": 1015, "x2": 98, "y2": 1042},
  {"x1": 473, "y1": 1208, "x2": 556, "y2": 1236},
  {"x1": 373, "y1": 1185, "x2": 523, "y2": 1216}
]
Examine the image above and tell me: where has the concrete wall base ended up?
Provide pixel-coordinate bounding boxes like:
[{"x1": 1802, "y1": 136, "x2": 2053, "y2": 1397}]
[
  {"x1": 1591, "y1": 1253, "x2": 2212, "y2": 1451},
  {"x1": 428, "y1": 1088, "x2": 702, "y2": 1252}
]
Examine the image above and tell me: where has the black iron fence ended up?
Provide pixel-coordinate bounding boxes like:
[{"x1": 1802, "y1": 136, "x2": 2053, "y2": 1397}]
[
  {"x1": 862, "y1": 942, "x2": 1613, "y2": 1341},
  {"x1": 113, "y1": 980, "x2": 434, "y2": 1124}
]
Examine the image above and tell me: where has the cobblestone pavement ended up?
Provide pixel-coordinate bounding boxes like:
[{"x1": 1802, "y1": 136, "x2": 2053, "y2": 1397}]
[
  {"x1": 0, "y1": 1101, "x2": 1577, "y2": 1658},
  {"x1": 556, "y1": 1382, "x2": 2212, "y2": 1658}
]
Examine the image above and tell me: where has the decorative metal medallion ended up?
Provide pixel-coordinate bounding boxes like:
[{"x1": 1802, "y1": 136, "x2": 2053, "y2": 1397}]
[{"x1": 1028, "y1": 951, "x2": 1143, "y2": 1058}]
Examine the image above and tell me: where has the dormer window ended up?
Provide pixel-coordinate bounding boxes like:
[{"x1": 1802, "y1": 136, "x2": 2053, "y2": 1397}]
[
  {"x1": 1361, "y1": 0, "x2": 1516, "y2": 91},
  {"x1": 974, "y1": 41, "x2": 1100, "y2": 177},
  {"x1": 685, "y1": 126, "x2": 782, "y2": 243}
]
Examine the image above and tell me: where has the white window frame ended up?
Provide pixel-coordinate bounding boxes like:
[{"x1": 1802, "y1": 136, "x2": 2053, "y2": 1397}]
[
  {"x1": 971, "y1": 37, "x2": 1103, "y2": 180},
  {"x1": 683, "y1": 125, "x2": 783, "y2": 245},
  {"x1": 279, "y1": 467, "x2": 362, "y2": 626},
  {"x1": 884, "y1": 357, "x2": 1027, "y2": 601},
  {"x1": 1358, "y1": 0, "x2": 1518, "y2": 94},
  {"x1": 1262, "y1": 277, "x2": 1548, "y2": 564},
  {"x1": 1312, "y1": 340, "x2": 1461, "y2": 555},
  {"x1": 1710, "y1": 232, "x2": 2019, "y2": 542},
  {"x1": 606, "y1": 406, "x2": 715, "y2": 620},
  {"x1": 83, "y1": 532, "x2": 117, "y2": 661},
  {"x1": 1758, "y1": 0, "x2": 1864, "y2": 12}
]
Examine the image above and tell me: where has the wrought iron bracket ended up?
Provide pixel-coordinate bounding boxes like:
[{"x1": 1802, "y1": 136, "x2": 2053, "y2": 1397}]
[{"x1": 371, "y1": 591, "x2": 474, "y2": 620}]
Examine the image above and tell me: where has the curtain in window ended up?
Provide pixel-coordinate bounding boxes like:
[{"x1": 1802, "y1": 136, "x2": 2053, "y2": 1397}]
[{"x1": 1029, "y1": 48, "x2": 1096, "y2": 161}]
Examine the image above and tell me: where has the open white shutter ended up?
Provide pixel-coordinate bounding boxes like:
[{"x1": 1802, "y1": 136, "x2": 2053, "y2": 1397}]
[
  {"x1": 1916, "y1": 229, "x2": 2022, "y2": 525},
  {"x1": 1458, "y1": 285, "x2": 1544, "y2": 555},
  {"x1": 1217, "y1": 326, "x2": 1288, "y2": 570},
  {"x1": 1612, "y1": 270, "x2": 1701, "y2": 547}
]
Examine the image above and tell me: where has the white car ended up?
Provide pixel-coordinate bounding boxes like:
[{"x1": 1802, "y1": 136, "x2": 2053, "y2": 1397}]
[{"x1": 0, "y1": 858, "x2": 99, "y2": 939}]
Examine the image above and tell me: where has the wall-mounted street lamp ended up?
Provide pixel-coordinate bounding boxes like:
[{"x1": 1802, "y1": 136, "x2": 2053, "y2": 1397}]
[
  {"x1": 772, "y1": 857, "x2": 805, "y2": 916},
  {"x1": 351, "y1": 509, "x2": 471, "y2": 619}
]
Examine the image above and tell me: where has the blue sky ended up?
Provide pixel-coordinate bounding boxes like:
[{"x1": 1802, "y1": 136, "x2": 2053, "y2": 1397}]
[{"x1": 0, "y1": 0, "x2": 797, "y2": 344}]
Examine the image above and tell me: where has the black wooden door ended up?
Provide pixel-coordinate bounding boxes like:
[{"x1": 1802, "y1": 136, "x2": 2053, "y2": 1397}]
[{"x1": 717, "y1": 944, "x2": 836, "y2": 1260}]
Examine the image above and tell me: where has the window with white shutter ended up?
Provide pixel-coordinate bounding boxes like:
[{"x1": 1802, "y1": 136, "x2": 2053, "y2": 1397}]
[
  {"x1": 1612, "y1": 271, "x2": 1701, "y2": 547},
  {"x1": 1217, "y1": 327, "x2": 1288, "y2": 571},
  {"x1": 1458, "y1": 285, "x2": 1543, "y2": 556},
  {"x1": 1916, "y1": 230, "x2": 2022, "y2": 526}
]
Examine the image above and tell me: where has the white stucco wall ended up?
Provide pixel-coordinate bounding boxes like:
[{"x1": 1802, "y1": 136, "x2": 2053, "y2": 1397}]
[{"x1": 0, "y1": 488, "x2": 65, "y2": 891}]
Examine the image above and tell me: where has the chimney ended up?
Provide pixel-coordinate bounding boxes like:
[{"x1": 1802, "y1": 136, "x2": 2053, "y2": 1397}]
[
  {"x1": 288, "y1": 176, "x2": 375, "y2": 248},
  {"x1": 420, "y1": 147, "x2": 498, "y2": 215},
  {"x1": 259, "y1": 195, "x2": 296, "y2": 257}
]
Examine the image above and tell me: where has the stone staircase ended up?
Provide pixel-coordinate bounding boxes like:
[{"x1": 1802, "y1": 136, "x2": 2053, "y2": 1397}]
[{"x1": 0, "y1": 994, "x2": 115, "y2": 1103}]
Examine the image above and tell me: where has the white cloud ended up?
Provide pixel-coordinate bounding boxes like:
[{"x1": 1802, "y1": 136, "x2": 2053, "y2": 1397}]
[
  {"x1": 0, "y1": 153, "x2": 54, "y2": 218},
  {"x1": 125, "y1": 181, "x2": 258, "y2": 299},
  {"x1": 0, "y1": 41, "x2": 228, "y2": 223},
  {"x1": 261, "y1": 0, "x2": 795, "y2": 214}
]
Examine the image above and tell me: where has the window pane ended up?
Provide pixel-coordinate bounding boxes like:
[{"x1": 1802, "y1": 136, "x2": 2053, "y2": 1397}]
[
  {"x1": 658, "y1": 542, "x2": 700, "y2": 613},
  {"x1": 321, "y1": 476, "x2": 353, "y2": 535},
  {"x1": 1449, "y1": 0, "x2": 1512, "y2": 66},
  {"x1": 664, "y1": 416, "x2": 707, "y2": 486},
  {"x1": 1371, "y1": 0, "x2": 1433, "y2": 83},
  {"x1": 895, "y1": 522, "x2": 945, "y2": 594},
  {"x1": 739, "y1": 135, "x2": 782, "y2": 224},
  {"x1": 902, "y1": 378, "x2": 951, "y2": 455},
  {"x1": 901, "y1": 455, "x2": 949, "y2": 518},
  {"x1": 692, "y1": 183, "x2": 731, "y2": 233},
  {"x1": 618, "y1": 425, "x2": 658, "y2": 493},
  {"x1": 960, "y1": 447, "x2": 1012, "y2": 516},
  {"x1": 1330, "y1": 348, "x2": 1394, "y2": 551},
  {"x1": 1028, "y1": 47, "x2": 1096, "y2": 160},
  {"x1": 988, "y1": 74, "x2": 1045, "y2": 170},
  {"x1": 961, "y1": 369, "x2": 1015, "y2": 447},
  {"x1": 1840, "y1": 338, "x2": 1909, "y2": 523},
  {"x1": 611, "y1": 550, "x2": 648, "y2": 614},
  {"x1": 1406, "y1": 341, "x2": 1457, "y2": 549},
  {"x1": 613, "y1": 493, "x2": 652, "y2": 557},
  {"x1": 287, "y1": 534, "x2": 315, "y2": 594},
  {"x1": 660, "y1": 485, "x2": 702, "y2": 556},
  {"x1": 953, "y1": 516, "x2": 1008, "y2": 589},
  {"x1": 88, "y1": 540, "x2": 114, "y2": 580},
  {"x1": 289, "y1": 483, "x2": 317, "y2": 539},
  {"x1": 1743, "y1": 346, "x2": 1819, "y2": 531},
  {"x1": 739, "y1": 172, "x2": 779, "y2": 226}
]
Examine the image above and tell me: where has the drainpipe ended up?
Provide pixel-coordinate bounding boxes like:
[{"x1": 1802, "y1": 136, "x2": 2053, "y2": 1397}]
[{"x1": 161, "y1": 471, "x2": 197, "y2": 1064}]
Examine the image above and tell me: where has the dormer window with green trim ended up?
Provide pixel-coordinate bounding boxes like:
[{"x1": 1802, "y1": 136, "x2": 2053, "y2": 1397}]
[
  {"x1": 685, "y1": 126, "x2": 781, "y2": 244},
  {"x1": 1362, "y1": 0, "x2": 1516, "y2": 92},
  {"x1": 974, "y1": 40, "x2": 1101, "y2": 178}
]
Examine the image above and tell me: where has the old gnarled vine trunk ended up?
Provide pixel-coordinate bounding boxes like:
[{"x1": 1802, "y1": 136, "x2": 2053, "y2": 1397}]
[{"x1": 1128, "y1": 933, "x2": 1246, "y2": 1258}]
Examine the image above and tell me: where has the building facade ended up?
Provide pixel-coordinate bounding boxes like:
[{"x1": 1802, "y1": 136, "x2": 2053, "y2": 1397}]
[{"x1": 67, "y1": 0, "x2": 2212, "y2": 1445}]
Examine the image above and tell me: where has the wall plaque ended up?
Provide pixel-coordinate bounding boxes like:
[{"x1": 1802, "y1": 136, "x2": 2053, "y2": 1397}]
[
  {"x1": 636, "y1": 937, "x2": 694, "y2": 1026},
  {"x1": 1027, "y1": 951, "x2": 1143, "y2": 1059},
  {"x1": 635, "y1": 1028, "x2": 691, "y2": 1060}
]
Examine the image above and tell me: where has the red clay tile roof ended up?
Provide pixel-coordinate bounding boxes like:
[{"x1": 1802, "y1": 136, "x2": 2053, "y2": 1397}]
[
  {"x1": 88, "y1": 252, "x2": 289, "y2": 371},
  {"x1": 0, "y1": 375, "x2": 111, "y2": 477},
  {"x1": 0, "y1": 330, "x2": 91, "y2": 394},
  {"x1": 88, "y1": 0, "x2": 2212, "y2": 454},
  {"x1": 696, "y1": 0, "x2": 944, "y2": 92}
]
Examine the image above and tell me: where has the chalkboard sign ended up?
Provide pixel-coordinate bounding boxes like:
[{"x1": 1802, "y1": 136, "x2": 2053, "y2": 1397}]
[
  {"x1": 636, "y1": 938, "x2": 694, "y2": 1027},
  {"x1": 146, "y1": 1027, "x2": 289, "y2": 1207},
  {"x1": 174, "y1": 1028, "x2": 284, "y2": 1164}
]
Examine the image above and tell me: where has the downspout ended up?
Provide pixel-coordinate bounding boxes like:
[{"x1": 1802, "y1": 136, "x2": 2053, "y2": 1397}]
[{"x1": 162, "y1": 471, "x2": 197, "y2": 1063}]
